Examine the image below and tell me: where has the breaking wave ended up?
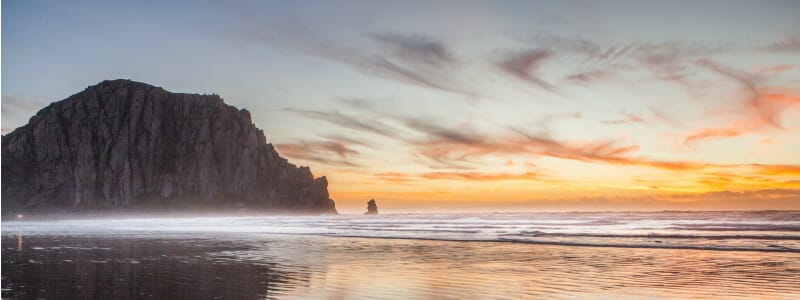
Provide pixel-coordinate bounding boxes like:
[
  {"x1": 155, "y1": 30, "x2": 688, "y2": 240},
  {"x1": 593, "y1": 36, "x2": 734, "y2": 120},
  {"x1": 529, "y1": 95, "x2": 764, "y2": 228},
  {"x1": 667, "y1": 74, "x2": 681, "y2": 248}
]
[{"x1": 3, "y1": 211, "x2": 799, "y2": 253}]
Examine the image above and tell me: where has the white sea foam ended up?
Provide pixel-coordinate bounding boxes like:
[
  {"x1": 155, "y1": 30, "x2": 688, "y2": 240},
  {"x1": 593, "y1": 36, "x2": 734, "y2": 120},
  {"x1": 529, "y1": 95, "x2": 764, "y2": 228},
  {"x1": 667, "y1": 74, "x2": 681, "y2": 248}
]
[{"x1": 3, "y1": 211, "x2": 799, "y2": 252}]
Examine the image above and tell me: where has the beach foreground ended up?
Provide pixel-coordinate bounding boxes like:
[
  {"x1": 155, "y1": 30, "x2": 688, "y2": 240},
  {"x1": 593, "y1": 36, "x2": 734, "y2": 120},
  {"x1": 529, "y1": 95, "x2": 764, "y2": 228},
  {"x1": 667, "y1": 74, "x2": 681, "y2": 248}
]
[{"x1": 2, "y1": 212, "x2": 799, "y2": 299}]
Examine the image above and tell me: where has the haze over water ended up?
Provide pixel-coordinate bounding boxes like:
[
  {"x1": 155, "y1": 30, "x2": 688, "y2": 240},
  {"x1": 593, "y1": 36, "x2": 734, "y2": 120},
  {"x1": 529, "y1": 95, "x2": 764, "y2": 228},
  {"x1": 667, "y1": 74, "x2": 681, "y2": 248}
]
[{"x1": 4, "y1": 211, "x2": 799, "y2": 299}]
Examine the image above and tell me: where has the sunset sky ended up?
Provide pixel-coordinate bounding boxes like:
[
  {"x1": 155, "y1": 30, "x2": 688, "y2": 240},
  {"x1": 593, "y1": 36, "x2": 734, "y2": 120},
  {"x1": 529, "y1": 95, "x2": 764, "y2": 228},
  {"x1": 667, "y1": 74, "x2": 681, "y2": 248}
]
[{"x1": 3, "y1": 1, "x2": 800, "y2": 213}]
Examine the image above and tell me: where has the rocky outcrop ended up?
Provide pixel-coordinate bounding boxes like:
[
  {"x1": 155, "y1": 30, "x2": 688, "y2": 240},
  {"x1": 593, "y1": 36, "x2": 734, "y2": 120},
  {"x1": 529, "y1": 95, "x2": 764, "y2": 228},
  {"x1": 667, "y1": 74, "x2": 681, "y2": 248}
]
[
  {"x1": 1, "y1": 79, "x2": 337, "y2": 215},
  {"x1": 365, "y1": 199, "x2": 378, "y2": 215}
]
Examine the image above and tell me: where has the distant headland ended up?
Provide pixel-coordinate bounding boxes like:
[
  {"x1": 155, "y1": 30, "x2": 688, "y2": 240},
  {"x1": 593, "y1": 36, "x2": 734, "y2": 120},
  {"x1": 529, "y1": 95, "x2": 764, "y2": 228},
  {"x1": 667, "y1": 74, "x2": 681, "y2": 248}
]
[{"x1": 1, "y1": 79, "x2": 337, "y2": 217}]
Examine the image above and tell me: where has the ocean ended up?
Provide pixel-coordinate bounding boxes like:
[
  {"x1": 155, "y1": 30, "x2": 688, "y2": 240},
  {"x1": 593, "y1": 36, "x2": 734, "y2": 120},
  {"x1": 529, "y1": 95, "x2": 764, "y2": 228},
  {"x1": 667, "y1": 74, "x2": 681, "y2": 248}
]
[{"x1": 2, "y1": 211, "x2": 799, "y2": 299}]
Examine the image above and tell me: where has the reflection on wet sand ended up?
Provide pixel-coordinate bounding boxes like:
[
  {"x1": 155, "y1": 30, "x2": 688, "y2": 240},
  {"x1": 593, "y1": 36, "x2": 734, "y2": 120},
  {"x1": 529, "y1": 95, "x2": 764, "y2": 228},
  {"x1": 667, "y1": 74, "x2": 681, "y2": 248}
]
[
  {"x1": 2, "y1": 236, "x2": 309, "y2": 299},
  {"x1": 3, "y1": 234, "x2": 799, "y2": 299}
]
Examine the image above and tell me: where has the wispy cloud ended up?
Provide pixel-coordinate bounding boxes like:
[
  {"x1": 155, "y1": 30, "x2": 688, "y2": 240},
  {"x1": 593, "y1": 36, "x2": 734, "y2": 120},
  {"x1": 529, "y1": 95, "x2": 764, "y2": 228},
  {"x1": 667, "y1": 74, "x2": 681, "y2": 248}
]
[
  {"x1": 405, "y1": 117, "x2": 794, "y2": 174},
  {"x1": 681, "y1": 59, "x2": 800, "y2": 145},
  {"x1": 401, "y1": 116, "x2": 707, "y2": 172},
  {"x1": 565, "y1": 70, "x2": 610, "y2": 84},
  {"x1": 374, "y1": 172, "x2": 417, "y2": 184},
  {"x1": 335, "y1": 97, "x2": 374, "y2": 110},
  {"x1": 275, "y1": 138, "x2": 363, "y2": 167},
  {"x1": 405, "y1": 117, "x2": 800, "y2": 181},
  {"x1": 421, "y1": 171, "x2": 540, "y2": 181},
  {"x1": 602, "y1": 111, "x2": 646, "y2": 125},
  {"x1": 762, "y1": 36, "x2": 800, "y2": 52},
  {"x1": 285, "y1": 108, "x2": 398, "y2": 138},
  {"x1": 238, "y1": 18, "x2": 475, "y2": 96},
  {"x1": 525, "y1": 111, "x2": 583, "y2": 139},
  {"x1": 489, "y1": 37, "x2": 719, "y2": 101},
  {"x1": 404, "y1": 118, "x2": 524, "y2": 168},
  {"x1": 369, "y1": 33, "x2": 455, "y2": 67},
  {"x1": 496, "y1": 48, "x2": 559, "y2": 93},
  {"x1": 367, "y1": 55, "x2": 471, "y2": 95},
  {"x1": 351, "y1": 32, "x2": 475, "y2": 96},
  {"x1": 757, "y1": 64, "x2": 793, "y2": 75},
  {"x1": 684, "y1": 128, "x2": 743, "y2": 145},
  {"x1": 510, "y1": 128, "x2": 707, "y2": 171},
  {"x1": 751, "y1": 164, "x2": 800, "y2": 176},
  {"x1": 405, "y1": 118, "x2": 483, "y2": 145},
  {"x1": 320, "y1": 133, "x2": 373, "y2": 148},
  {"x1": 374, "y1": 171, "x2": 542, "y2": 182},
  {"x1": 629, "y1": 41, "x2": 721, "y2": 91},
  {"x1": 697, "y1": 58, "x2": 781, "y2": 127}
]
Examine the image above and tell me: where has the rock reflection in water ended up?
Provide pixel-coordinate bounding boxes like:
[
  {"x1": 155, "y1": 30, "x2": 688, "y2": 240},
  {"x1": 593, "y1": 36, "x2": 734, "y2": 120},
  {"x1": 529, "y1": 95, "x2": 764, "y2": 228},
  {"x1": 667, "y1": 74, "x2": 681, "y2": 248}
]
[{"x1": 1, "y1": 236, "x2": 308, "y2": 299}]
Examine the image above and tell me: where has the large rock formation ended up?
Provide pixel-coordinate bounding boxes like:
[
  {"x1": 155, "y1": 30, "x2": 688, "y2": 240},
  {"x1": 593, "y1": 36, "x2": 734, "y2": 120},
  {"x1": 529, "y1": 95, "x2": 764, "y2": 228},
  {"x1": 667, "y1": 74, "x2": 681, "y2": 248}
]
[{"x1": 2, "y1": 79, "x2": 337, "y2": 215}]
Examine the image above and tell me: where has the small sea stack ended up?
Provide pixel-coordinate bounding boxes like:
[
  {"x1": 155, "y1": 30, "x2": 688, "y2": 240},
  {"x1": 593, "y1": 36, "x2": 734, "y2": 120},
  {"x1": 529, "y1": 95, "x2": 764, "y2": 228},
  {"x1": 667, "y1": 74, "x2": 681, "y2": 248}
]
[{"x1": 365, "y1": 199, "x2": 378, "y2": 215}]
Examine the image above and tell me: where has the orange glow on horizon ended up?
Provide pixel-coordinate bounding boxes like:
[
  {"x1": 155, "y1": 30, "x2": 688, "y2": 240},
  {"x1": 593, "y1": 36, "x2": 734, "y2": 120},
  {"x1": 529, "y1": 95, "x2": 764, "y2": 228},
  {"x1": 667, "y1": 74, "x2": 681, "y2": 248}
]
[{"x1": 316, "y1": 160, "x2": 800, "y2": 213}]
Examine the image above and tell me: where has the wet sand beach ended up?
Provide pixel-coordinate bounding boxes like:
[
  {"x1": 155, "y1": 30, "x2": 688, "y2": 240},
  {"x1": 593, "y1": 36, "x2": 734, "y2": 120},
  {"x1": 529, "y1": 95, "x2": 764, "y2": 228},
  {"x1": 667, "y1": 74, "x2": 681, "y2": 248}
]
[{"x1": 3, "y1": 233, "x2": 799, "y2": 299}]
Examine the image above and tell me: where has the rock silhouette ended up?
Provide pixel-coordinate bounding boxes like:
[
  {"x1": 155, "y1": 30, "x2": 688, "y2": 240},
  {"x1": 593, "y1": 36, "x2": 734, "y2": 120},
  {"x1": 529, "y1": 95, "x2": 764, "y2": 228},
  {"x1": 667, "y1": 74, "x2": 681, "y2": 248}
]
[
  {"x1": 1, "y1": 79, "x2": 337, "y2": 216},
  {"x1": 365, "y1": 199, "x2": 378, "y2": 215}
]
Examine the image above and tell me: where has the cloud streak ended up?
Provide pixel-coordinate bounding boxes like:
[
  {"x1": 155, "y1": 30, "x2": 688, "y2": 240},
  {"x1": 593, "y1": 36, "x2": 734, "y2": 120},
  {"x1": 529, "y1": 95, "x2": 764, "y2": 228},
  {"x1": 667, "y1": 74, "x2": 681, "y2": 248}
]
[
  {"x1": 682, "y1": 59, "x2": 800, "y2": 145},
  {"x1": 276, "y1": 139, "x2": 363, "y2": 167},
  {"x1": 370, "y1": 33, "x2": 455, "y2": 67},
  {"x1": 602, "y1": 111, "x2": 646, "y2": 125},
  {"x1": 496, "y1": 49, "x2": 559, "y2": 93},
  {"x1": 421, "y1": 171, "x2": 540, "y2": 181},
  {"x1": 752, "y1": 164, "x2": 800, "y2": 176},
  {"x1": 565, "y1": 70, "x2": 610, "y2": 84},
  {"x1": 684, "y1": 128, "x2": 743, "y2": 145},
  {"x1": 401, "y1": 117, "x2": 707, "y2": 172},
  {"x1": 762, "y1": 36, "x2": 800, "y2": 52},
  {"x1": 285, "y1": 108, "x2": 398, "y2": 138},
  {"x1": 374, "y1": 171, "x2": 542, "y2": 182},
  {"x1": 239, "y1": 20, "x2": 475, "y2": 96}
]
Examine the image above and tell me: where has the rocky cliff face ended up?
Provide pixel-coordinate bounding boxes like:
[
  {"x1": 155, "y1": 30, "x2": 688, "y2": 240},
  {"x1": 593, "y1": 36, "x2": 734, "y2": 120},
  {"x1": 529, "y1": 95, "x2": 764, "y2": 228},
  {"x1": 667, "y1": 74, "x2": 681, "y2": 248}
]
[{"x1": 2, "y1": 80, "x2": 337, "y2": 215}]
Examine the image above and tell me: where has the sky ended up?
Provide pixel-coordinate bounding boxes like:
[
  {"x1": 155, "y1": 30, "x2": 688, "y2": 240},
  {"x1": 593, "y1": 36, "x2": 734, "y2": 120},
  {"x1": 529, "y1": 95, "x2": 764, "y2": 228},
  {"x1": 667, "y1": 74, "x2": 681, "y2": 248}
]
[{"x1": 2, "y1": 0, "x2": 800, "y2": 213}]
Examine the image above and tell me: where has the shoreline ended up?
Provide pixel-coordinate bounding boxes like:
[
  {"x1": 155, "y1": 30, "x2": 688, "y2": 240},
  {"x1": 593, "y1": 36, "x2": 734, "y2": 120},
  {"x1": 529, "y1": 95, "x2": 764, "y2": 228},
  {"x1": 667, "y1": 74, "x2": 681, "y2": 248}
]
[{"x1": 3, "y1": 230, "x2": 798, "y2": 254}]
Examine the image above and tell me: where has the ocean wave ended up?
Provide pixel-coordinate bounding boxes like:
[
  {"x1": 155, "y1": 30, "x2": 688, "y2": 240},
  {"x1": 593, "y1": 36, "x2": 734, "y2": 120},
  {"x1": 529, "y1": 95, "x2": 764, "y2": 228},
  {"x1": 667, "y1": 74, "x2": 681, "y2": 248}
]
[
  {"x1": 4, "y1": 211, "x2": 800, "y2": 253},
  {"x1": 325, "y1": 227, "x2": 481, "y2": 234},
  {"x1": 494, "y1": 238, "x2": 800, "y2": 253},
  {"x1": 315, "y1": 233, "x2": 800, "y2": 253},
  {"x1": 669, "y1": 223, "x2": 800, "y2": 231},
  {"x1": 507, "y1": 231, "x2": 800, "y2": 240}
]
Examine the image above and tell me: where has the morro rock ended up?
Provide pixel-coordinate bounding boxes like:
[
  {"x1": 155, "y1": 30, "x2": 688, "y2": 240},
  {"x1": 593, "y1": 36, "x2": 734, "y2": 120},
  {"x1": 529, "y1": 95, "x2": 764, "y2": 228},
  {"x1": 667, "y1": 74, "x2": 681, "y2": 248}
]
[{"x1": 1, "y1": 79, "x2": 337, "y2": 215}]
